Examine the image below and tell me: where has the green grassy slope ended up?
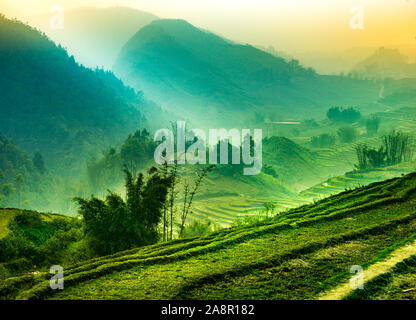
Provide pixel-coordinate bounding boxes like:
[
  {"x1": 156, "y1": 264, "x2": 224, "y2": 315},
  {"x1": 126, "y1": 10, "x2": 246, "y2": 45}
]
[
  {"x1": 3, "y1": 172, "x2": 416, "y2": 300},
  {"x1": 0, "y1": 209, "x2": 17, "y2": 239},
  {"x1": 0, "y1": 209, "x2": 70, "y2": 240},
  {"x1": 300, "y1": 160, "x2": 416, "y2": 202}
]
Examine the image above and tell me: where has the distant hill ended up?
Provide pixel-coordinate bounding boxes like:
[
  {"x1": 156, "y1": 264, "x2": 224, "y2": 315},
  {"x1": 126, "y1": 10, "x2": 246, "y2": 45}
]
[
  {"x1": 0, "y1": 14, "x2": 158, "y2": 173},
  {"x1": 351, "y1": 47, "x2": 416, "y2": 80},
  {"x1": 29, "y1": 6, "x2": 158, "y2": 69},
  {"x1": 293, "y1": 47, "x2": 375, "y2": 75},
  {"x1": 114, "y1": 19, "x2": 380, "y2": 127}
]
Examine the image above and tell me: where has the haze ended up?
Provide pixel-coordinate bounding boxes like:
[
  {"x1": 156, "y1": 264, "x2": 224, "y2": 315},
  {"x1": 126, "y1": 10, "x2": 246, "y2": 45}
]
[{"x1": 1, "y1": 0, "x2": 416, "y2": 74}]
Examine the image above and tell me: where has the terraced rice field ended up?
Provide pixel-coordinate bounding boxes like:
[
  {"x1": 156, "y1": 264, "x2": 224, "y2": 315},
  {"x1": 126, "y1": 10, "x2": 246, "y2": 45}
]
[
  {"x1": 191, "y1": 161, "x2": 416, "y2": 227},
  {"x1": 191, "y1": 196, "x2": 306, "y2": 226},
  {"x1": 3, "y1": 172, "x2": 416, "y2": 300},
  {"x1": 300, "y1": 161, "x2": 416, "y2": 202}
]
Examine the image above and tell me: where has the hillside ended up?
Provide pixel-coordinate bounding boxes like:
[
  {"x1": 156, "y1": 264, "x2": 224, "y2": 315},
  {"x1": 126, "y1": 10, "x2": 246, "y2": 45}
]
[
  {"x1": 114, "y1": 19, "x2": 380, "y2": 127},
  {"x1": 0, "y1": 133, "x2": 54, "y2": 210},
  {"x1": 0, "y1": 14, "x2": 157, "y2": 173},
  {"x1": 83, "y1": 134, "x2": 324, "y2": 227},
  {"x1": 352, "y1": 47, "x2": 416, "y2": 80},
  {"x1": 3, "y1": 172, "x2": 416, "y2": 300},
  {"x1": 29, "y1": 6, "x2": 158, "y2": 69},
  {"x1": 189, "y1": 137, "x2": 324, "y2": 225},
  {"x1": 300, "y1": 161, "x2": 416, "y2": 202},
  {"x1": 0, "y1": 208, "x2": 79, "y2": 281}
]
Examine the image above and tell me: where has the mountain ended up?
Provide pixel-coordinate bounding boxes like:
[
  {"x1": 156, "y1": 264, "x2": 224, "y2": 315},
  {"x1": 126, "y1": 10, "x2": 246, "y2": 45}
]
[
  {"x1": 5, "y1": 172, "x2": 416, "y2": 299},
  {"x1": 29, "y1": 6, "x2": 158, "y2": 69},
  {"x1": 114, "y1": 19, "x2": 380, "y2": 127},
  {"x1": 292, "y1": 47, "x2": 375, "y2": 75},
  {"x1": 0, "y1": 14, "x2": 158, "y2": 173},
  {"x1": 351, "y1": 47, "x2": 416, "y2": 80}
]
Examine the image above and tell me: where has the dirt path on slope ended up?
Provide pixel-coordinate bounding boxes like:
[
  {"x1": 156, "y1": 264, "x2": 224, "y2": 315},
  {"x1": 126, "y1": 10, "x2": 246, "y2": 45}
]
[{"x1": 319, "y1": 239, "x2": 416, "y2": 300}]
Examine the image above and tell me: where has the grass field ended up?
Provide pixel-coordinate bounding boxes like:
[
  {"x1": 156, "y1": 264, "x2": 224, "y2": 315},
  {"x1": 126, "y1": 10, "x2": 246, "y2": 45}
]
[
  {"x1": 2, "y1": 171, "x2": 415, "y2": 300},
  {"x1": 0, "y1": 209, "x2": 18, "y2": 239}
]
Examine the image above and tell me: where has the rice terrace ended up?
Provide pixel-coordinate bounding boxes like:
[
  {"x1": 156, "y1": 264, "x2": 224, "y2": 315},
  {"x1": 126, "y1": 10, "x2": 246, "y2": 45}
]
[{"x1": 1, "y1": 0, "x2": 416, "y2": 314}]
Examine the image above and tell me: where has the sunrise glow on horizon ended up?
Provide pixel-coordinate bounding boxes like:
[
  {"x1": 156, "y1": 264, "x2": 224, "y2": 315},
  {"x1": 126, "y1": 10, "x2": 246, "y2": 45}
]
[{"x1": 1, "y1": 0, "x2": 415, "y2": 55}]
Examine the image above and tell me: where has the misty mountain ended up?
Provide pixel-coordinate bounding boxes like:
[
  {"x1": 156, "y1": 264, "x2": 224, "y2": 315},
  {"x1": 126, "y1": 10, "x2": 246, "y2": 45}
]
[
  {"x1": 114, "y1": 19, "x2": 380, "y2": 127},
  {"x1": 0, "y1": 14, "x2": 155, "y2": 173},
  {"x1": 29, "y1": 6, "x2": 158, "y2": 69},
  {"x1": 293, "y1": 47, "x2": 375, "y2": 75},
  {"x1": 351, "y1": 47, "x2": 416, "y2": 80}
]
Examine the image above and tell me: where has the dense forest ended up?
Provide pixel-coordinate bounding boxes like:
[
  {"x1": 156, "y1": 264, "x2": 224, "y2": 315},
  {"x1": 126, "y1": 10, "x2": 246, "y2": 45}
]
[{"x1": 0, "y1": 14, "x2": 160, "y2": 175}]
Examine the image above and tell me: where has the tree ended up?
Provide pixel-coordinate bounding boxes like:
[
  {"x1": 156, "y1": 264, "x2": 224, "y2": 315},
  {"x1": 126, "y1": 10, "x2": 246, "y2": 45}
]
[
  {"x1": 354, "y1": 131, "x2": 413, "y2": 170},
  {"x1": 167, "y1": 162, "x2": 179, "y2": 241},
  {"x1": 14, "y1": 174, "x2": 24, "y2": 207},
  {"x1": 382, "y1": 131, "x2": 412, "y2": 166},
  {"x1": 337, "y1": 126, "x2": 358, "y2": 143},
  {"x1": 366, "y1": 116, "x2": 381, "y2": 136},
  {"x1": 74, "y1": 166, "x2": 172, "y2": 255},
  {"x1": 355, "y1": 144, "x2": 386, "y2": 170},
  {"x1": 311, "y1": 133, "x2": 336, "y2": 148},
  {"x1": 327, "y1": 107, "x2": 361, "y2": 123},
  {"x1": 120, "y1": 129, "x2": 153, "y2": 175},
  {"x1": 263, "y1": 202, "x2": 275, "y2": 218},
  {"x1": 179, "y1": 165, "x2": 214, "y2": 237},
  {"x1": 33, "y1": 152, "x2": 46, "y2": 174}
]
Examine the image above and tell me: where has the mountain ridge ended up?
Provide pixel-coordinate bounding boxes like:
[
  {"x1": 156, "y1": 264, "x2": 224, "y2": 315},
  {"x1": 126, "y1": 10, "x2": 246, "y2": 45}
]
[{"x1": 114, "y1": 19, "x2": 380, "y2": 127}]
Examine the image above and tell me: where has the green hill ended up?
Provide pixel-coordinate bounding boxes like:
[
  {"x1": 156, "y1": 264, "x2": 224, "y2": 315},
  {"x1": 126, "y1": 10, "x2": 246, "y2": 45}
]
[
  {"x1": 0, "y1": 208, "x2": 79, "y2": 282},
  {"x1": 114, "y1": 19, "x2": 380, "y2": 127},
  {"x1": 0, "y1": 14, "x2": 157, "y2": 174},
  {"x1": 300, "y1": 161, "x2": 416, "y2": 202},
  {"x1": 83, "y1": 134, "x2": 323, "y2": 227},
  {"x1": 3, "y1": 171, "x2": 416, "y2": 300}
]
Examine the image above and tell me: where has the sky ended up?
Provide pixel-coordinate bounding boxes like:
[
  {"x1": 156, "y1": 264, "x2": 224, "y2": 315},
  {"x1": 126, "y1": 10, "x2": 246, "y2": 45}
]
[{"x1": 1, "y1": 0, "x2": 415, "y2": 55}]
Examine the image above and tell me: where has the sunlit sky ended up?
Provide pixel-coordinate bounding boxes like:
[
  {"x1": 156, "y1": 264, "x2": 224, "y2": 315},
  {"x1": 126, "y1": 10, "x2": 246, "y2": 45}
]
[{"x1": 1, "y1": 0, "x2": 416, "y2": 54}]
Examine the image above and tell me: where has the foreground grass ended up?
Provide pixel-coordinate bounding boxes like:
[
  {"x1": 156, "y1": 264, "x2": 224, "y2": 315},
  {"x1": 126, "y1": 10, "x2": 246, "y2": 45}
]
[{"x1": 2, "y1": 172, "x2": 416, "y2": 300}]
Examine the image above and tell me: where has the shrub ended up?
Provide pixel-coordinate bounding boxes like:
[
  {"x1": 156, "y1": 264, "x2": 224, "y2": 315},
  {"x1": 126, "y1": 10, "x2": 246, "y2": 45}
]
[
  {"x1": 366, "y1": 116, "x2": 381, "y2": 136},
  {"x1": 337, "y1": 126, "x2": 358, "y2": 143},
  {"x1": 327, "y1": 107, "x2": 361, "y2": 123},
  {"x1": 74, "y1": 166, "x2": 172, "y2": 255},
  {"x1": 303, "y1": 119, "x2": 320, "y2": 128},
  {"x1": 263, "y1": 165, "x2": 279, "y2": 178},
  {"x1": 181, "y1": 219, "x2": 214, "y2": 238},
  {"x1": 382, "y1": 131, "x2": 413, "y2": 166},
  {"x1": 0, "y1": 212, "x2": 84, "y2": 275},
  {"x1": 310, "y1": 133, "x2": 336, "y2": 148},
  {"x1": 354, "y1": 131, "x2": 413, "y2": 170},
  {"x1": 355, "y1": 144, "x2": 386, "y2": 170}
]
